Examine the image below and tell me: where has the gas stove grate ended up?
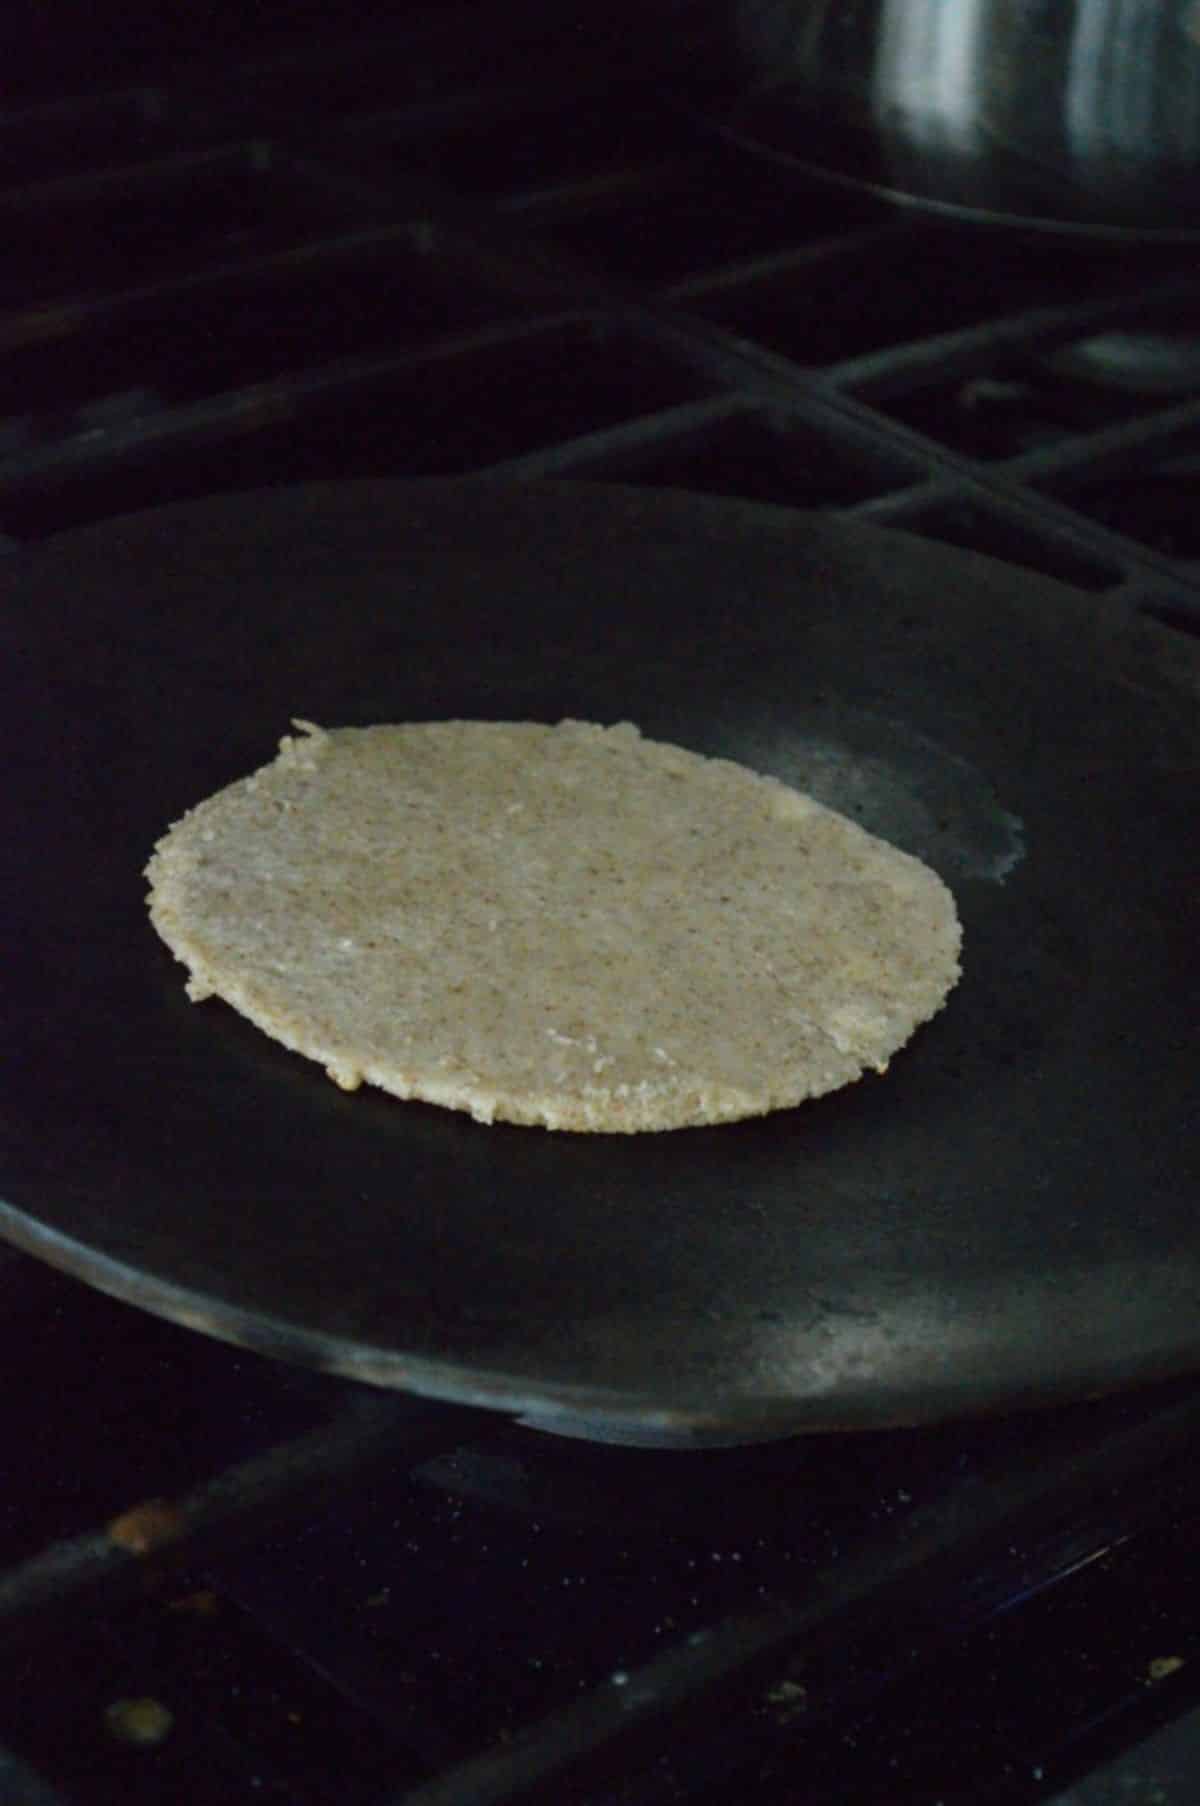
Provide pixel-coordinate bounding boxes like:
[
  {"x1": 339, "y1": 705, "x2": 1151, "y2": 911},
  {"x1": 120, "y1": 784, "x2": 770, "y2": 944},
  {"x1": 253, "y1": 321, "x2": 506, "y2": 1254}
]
[
  {"x1": 2, "y1": 21, "x2": 1198, "y2": 629},
  {"x1": 6, "y1": 1253, "x2": 1200, "y2": 1806}
]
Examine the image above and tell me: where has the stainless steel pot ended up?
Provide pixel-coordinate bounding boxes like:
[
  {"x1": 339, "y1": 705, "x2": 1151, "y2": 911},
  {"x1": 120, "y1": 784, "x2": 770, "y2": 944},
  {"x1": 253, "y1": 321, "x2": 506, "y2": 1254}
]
[{"x1": 710, "y1": 0, "x2": 1200, "y2": 237}]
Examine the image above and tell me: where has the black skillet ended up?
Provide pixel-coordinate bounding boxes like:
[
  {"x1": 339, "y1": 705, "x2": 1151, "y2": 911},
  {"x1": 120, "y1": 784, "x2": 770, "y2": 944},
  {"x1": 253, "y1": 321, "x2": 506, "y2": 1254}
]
[{"x1": 2, "y1": 480, "x2": 1198, "y2": 1444}]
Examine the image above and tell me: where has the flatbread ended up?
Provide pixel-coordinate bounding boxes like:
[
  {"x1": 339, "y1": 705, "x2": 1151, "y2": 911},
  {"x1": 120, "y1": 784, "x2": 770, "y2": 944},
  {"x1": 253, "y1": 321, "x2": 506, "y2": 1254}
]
[{"x1": 145, "y1": 719, "x2": 962, "y2": 1132}]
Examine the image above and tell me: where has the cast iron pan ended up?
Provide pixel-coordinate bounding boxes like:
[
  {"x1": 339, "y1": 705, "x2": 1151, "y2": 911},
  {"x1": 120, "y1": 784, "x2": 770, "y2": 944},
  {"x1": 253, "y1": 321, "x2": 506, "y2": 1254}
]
[{"x1": 3, "y1": 480, "x2": 1198, "y2": 1445}]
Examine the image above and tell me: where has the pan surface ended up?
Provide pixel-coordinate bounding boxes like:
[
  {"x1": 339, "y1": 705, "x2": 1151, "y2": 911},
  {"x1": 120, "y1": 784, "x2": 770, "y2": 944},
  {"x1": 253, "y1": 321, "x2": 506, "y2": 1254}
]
[{"x1": 2, "y1": 479, "x2": 1198, "y2": 1443}]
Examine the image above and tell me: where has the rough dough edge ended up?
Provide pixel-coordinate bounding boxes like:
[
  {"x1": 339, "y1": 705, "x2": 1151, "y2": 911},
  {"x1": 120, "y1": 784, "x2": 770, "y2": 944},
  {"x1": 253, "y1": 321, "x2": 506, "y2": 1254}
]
[{"x1": 142, "y1": 928, "x2": 874, "y2": 1133}]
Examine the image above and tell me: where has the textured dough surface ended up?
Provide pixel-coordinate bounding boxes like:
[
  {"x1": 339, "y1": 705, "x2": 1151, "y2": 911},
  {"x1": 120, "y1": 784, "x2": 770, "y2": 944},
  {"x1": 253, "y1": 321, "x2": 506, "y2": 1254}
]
[{"x1": 145, "y1": 719, "x2": 962, "y2": 1132}]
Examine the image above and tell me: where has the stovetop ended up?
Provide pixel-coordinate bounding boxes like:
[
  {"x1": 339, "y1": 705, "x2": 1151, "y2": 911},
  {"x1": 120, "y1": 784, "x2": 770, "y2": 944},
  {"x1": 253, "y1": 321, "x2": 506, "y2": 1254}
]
[
  {"x1": 5, "y1": 1252, "x2": 1200, "y2": 1806},
  {"x1": 3, "y1": 7, "x2": 1200, "y2": 1802}
]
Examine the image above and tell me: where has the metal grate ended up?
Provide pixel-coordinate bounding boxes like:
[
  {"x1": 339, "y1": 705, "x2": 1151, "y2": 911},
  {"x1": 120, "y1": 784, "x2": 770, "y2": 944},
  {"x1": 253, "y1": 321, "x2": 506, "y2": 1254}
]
[
  {"x1": 2, "y1": 19, "x2": 1198, "y2": 625},
  {"x1": 6, "y1": 1248, "x2": 1200, "y2": 1805}
]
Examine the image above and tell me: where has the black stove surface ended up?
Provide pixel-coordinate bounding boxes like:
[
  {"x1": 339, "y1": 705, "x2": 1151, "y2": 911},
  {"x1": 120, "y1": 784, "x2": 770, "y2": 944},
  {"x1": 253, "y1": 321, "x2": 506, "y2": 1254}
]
[
  {"x1": 3, "y1": 6, "x2": 1200, "y2": 1802},
  {"x1": 5, "y1": 1250, "x2": 1200, "y2": 1805}
]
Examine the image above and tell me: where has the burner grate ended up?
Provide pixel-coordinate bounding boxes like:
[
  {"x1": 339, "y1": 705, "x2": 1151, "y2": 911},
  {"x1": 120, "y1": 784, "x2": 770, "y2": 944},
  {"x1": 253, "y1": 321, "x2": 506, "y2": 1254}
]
[
  {"x1": 4, "y1": 37, "x2": 1198, "y2": 626},
  {"x1": 5, "y1": 1254, "x2": 1200, "y2": 1806}
]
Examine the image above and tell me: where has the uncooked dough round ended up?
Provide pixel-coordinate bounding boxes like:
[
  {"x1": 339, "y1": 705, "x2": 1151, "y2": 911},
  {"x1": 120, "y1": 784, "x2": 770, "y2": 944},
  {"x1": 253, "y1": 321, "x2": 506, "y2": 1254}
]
[{"x1": 145, "y1": 719, "x2": 962, "y2": 1132}]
